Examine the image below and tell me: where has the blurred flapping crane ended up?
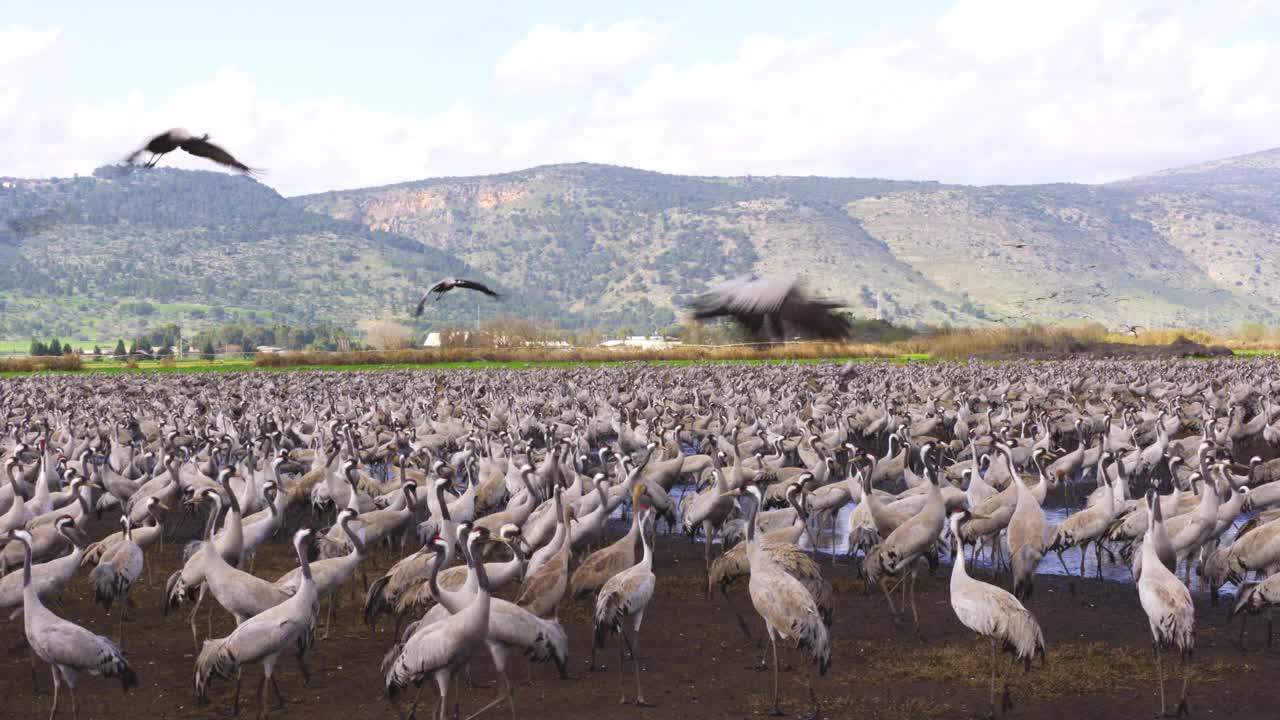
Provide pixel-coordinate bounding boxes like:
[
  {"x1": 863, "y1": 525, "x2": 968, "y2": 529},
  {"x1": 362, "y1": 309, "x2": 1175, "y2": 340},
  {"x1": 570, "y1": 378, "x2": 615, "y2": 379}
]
[
  {"x1": 125, "y1": 128, "x2": 260, "y2": 175},
  {"x1": 690, "y1": 275, "x2": 852, "y2": 342}
]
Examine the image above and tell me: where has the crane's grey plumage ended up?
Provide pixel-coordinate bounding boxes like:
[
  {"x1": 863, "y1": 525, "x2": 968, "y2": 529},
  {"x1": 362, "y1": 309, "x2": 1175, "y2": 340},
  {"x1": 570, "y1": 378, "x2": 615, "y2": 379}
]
[
  {"x1": 399, "y1": 526, "x2": 565, "y2": 719},
  {"x1": 1137, "y1": 490, "x2": 1195, "y2": 718},
  {"x1": 593, "y1": 506, "x2": 657, "y2": 706},
  {"x1": 385, "y1": 528, "x2": 493, "y2": 720},
  {"x1": 690, "y1": 274, "x2": 852, "y2": 341},
  {"x1": 0, "y1": 517, "x2": 87, "y2": 620},
  {"x1": 125, "y1": 128, "x2": 259, "y2": 175},
  {"x1": 11, "y1": 528, "x2": 138, "y2": 720},
  {"x1": 948, "y1": 510, "x2": 1046, "y2": 716},
  {"x1": 740, "y1": 485, "x2": 830, "y2": 717},
  {"x1": 414, "y1": 277, "x2": 501, "y2": 316},
  {"x1": 88, "y1": 515, "x2": 145, "y2": 647},
  {"x1": 195, "y1": 528, "x2": 318, "y2": 718}
]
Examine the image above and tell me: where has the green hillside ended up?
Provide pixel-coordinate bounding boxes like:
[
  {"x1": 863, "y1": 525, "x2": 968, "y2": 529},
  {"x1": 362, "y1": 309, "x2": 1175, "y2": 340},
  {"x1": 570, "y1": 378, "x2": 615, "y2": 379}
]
[
  {"x1": 0, "y1": 167, "x2": 544, "y2": 343},
  {"x1": 4, "y1": 148, "x2": 1280, "y2": 344}
]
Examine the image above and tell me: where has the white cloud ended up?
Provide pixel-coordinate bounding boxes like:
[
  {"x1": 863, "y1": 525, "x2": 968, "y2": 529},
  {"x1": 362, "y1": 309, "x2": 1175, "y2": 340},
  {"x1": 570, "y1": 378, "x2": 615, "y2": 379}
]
[
  {"x1": 494, "y1": 19, "x2": 670, "y2": 95},
  {"x1": 4, "y1": 4, "x2": 1280, "y2": 194},
  {"x1": 0, "y1": 25, "x2": 60, "y2": 67},
  {"x1": 541, "y1": 1, "x2": 1280, "y2": 185}
]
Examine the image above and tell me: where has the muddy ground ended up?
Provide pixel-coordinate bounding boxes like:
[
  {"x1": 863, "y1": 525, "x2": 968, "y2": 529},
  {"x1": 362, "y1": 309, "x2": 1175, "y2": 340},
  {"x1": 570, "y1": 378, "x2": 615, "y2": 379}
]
[{"x1": 3, "y1": 519, "x2": 1277, "y2": 720}]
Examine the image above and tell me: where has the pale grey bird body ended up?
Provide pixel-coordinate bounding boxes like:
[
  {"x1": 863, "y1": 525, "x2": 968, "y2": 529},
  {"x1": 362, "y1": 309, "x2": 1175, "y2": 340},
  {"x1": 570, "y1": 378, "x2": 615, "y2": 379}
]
[
  {"x1": 10, "y1": 529, "x2": 138, "y2": 720},
  {"x1": 195, "y1": 529, "x2": 318, "y2": 717},
  {"x1": 948, "y1": 510, "x2": 1046, "y2": 716}
]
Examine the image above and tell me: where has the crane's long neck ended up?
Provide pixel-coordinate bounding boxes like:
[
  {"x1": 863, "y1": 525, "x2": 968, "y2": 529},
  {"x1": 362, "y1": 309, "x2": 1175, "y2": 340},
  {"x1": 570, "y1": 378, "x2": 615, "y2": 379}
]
[
  {"x1": 297, "y1": 537, "x2": 313, "y2": 584},
  {"x1": 20, "y1": 539, "x2": 32, "y2": 589},
  {"x1": 638, "y1": 519, "x2": 653, "y2": 572},
  {"x1": 343, "y1": 516, "x2": 366, "y2": 557},
  {"x1": 205, "y1": 496, "x2": 223, "y2": 541},
  {"x1": 426, "y1": 546, "x2": 454, "y2": 611},
  {"x1": 951, "y1": 528, "x2": 968, "y2": 580}
]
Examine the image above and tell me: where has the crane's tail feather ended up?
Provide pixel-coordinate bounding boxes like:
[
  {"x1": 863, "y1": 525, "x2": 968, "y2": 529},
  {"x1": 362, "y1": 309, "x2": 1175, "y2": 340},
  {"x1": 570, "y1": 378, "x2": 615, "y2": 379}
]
[
  {"x1": 363, "y1": 574, "x2": 391, "y2": 627},
  {"x1": 194, "y1": 637, "x2": 234, "y2": 702},
  {"x1": 89, "y1": 564, "x2": 119, "y2": 610},
  {"x1": 1231, "y1": 581, "x2": 1262, "y2": 618}
]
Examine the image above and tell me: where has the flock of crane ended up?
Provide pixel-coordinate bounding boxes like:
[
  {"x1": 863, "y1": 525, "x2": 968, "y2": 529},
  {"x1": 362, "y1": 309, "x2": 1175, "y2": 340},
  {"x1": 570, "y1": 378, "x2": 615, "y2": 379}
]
[{"x1": 4, "y1": 359, "x2": 1280, "y2": 719}]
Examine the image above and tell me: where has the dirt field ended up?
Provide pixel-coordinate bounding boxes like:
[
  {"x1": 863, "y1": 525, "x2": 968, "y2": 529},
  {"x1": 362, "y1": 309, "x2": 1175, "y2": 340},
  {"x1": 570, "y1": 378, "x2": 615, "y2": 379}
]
[{"x1": 3, "y1": 519, "x2": 1275, "y2": 720}]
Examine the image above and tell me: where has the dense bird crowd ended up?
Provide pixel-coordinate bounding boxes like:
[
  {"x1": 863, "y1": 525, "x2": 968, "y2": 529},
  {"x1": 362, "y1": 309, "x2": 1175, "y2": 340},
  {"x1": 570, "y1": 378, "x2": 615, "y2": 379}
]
[{"x1": 4, "y1": 358, "x2": 1280, "y2": 718}]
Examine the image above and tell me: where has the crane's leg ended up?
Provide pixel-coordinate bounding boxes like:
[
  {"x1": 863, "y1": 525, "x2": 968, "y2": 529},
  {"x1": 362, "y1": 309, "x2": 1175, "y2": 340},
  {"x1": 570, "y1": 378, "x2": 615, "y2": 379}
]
[
  {"x1": 1000, "y1": 648, "x2": 1016, "y2": 716},
  {"x1": 29, "y1": 641, "x2": 41, "y2": 693},
  {"x1": 768, "y1": 628, "x2": 784, "y2": 717},
  {"x1": 1154, "y1": 643, "x2": 1166, "y2": 718},
  {"x1": 1259, "y1": 604, "x2": 1269, "y2": 650},
  {"x1": 232, "y1": 669, "x2": 243, "y2": 716},
  {"x1": 255, "y1": 674, "x2": 267, "y2": 720},
  {"x1": 68, "y1": 681, "x2": 78, "y2": 720},
  {"x1": 462, "y1": 671, "x2": 513, "y2": 720},
  {"x1": 702, "y1": 520, "x2": 714, "y2": 597},
  {"x1": 616, "y1": 631, "x2": 626, "y2": 704},
  {"x1": 878, "y1": 571, "x2": 898, "y2": 617},
  {"x1": 189, "y1": 584, "x2": 207, "y2": 649},
  {"x1": 908, "y1": 569, "x2": 922, "y2": 637},
  {"x1": 402, "y1": 681, "x2": 427, "y2": 720},
  {"x1": 1095, "y1": 541, "x2": 1104, "y2": 582},
  {"x1": 621, "y1": 625, "x2": 653, "y2": 707},
  {"x1": 48, "y1": 667, "x2": 60, "y2": 720},
  {"x1": 829, "y1": 511, "x2": 839, "y2": 563},
  {"x1": 1175, "y1": 652, "x2": 1189, "y2": 717},
  {"x1": 435, "y1": 670, "x2": 451, "y2": 720},
  {"x1": 270, "y1": 674, "x2": 291, "y2": 708},
  {"x1": 1236, "y1": 612, "x2": 1249, "y2": 650},
  {"x1": 1079, "y1": 542, "x2": 1088, "y2": 580},
  {"x1": 989, "y1": 638, "x2": 997, "y2": 717}
]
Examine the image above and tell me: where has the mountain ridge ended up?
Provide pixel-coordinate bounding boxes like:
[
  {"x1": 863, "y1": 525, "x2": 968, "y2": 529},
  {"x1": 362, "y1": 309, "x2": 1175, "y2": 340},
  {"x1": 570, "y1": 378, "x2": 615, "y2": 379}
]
[{"x1": 3, "y1": 147, "x2": 1278, "y2": 343}]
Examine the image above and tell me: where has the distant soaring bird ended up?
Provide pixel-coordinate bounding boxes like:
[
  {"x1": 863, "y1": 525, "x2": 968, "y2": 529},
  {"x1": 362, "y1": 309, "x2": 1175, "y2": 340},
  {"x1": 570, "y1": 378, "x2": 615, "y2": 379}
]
[
  {"x1": 690, "y1": 275, "x2": 852, "y2": 342},
  {"x1": 125, "y1": 128, "x2": 259, "y2": 175},
  {"x1": 414, "y1": 277, "x2": 501, "y2": 317}
]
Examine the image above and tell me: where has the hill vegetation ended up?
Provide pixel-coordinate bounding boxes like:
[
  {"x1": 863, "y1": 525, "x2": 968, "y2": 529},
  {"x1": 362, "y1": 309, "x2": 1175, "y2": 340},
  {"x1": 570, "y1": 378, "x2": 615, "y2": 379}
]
[{"x1": 4, "y1": 148, "x2": 1280, "y2": 344}]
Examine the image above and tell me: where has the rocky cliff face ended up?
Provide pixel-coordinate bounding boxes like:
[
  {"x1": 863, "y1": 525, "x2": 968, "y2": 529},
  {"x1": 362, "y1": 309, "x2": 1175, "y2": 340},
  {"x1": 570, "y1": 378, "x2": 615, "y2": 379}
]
[{"x1": 296, "y1": 152, "x2": 1280, "y2": 330}]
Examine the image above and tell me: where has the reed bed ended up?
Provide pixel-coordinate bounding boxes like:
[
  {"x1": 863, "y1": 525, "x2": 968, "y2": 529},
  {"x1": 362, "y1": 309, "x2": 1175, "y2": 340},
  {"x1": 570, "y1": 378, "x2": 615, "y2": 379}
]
[{"x1": 0, "y1": 354, "x2": 83, "y2": 372}]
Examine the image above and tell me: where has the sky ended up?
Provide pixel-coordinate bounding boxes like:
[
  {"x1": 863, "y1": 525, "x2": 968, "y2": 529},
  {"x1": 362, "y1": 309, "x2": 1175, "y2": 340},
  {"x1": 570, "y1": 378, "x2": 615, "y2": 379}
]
[{"x1": 2, "y1": 0, "x2": 1279, "y2": 195}]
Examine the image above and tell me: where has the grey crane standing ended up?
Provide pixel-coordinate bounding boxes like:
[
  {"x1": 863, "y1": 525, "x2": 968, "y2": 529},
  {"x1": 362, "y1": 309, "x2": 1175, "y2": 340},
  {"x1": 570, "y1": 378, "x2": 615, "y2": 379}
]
[
  {"x1": 741, "y1": 484, "x2": 830, "y2": 716},
  {"x1": 948, "y1": 509, "x2": 1047, "y2": 717},
  {"x1": 195, "y1": 528, "x2": 319, "y2": 718},
  {"x1": 1137, "y1": 490, "x2": 1194, "y2": 718},
  {"x1": 88, "y1": 514, "x2": 145, "y2": 647},
  {"x1": 385, "y1": 527, "x2": 494, "y2": 720},
  {"x1": 10, "y1": 528, "x2": 138, "y2": 720},
  {"x1": 593, "y1": 507, "x2": 657, "y2": 706}
]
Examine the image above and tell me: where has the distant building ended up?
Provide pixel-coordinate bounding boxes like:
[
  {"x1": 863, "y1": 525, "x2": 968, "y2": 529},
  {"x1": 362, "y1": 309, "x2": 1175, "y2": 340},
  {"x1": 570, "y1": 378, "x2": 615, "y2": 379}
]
[
  {"x1": 424, "y1": 332, "x2": 572, "y2": 349},
  {"x1": 600, "y1": 335, "x2": 683, "y2": 350},
  {"x1": 254, "y1": 345, "x2": 286, "y2": 354}
]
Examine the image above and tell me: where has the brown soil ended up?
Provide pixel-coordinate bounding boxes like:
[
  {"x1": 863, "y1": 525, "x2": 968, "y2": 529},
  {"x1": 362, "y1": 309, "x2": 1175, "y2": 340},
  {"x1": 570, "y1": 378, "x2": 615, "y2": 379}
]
[{"x1": 3, "y1": 521, "x2": 1275, "y2": 720}]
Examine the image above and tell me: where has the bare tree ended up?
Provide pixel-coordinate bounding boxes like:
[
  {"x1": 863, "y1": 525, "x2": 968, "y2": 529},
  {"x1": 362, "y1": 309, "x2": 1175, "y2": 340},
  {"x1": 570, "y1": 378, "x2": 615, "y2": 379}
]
[{"x1": 361, "y1": 320, "x2": 412, "y2": 350}]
